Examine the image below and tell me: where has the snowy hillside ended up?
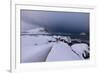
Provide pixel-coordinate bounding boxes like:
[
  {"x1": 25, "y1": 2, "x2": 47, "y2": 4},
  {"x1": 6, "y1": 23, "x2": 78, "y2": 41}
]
[
  {"x1": 46, "y1": 42, "x2": 81, "y2": 61},
  {"x1": 21, "y1": 27, "x2": 90, "y2": 63}
]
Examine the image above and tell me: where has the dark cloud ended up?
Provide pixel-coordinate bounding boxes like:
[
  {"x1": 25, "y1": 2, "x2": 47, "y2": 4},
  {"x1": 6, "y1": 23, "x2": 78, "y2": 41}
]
[{"x1": 21, "y1": 10, "x2": 89, "y2": 34}]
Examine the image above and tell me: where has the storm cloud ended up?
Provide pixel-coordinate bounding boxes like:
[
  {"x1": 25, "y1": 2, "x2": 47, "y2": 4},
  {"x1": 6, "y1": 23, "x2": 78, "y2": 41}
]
[{"x1": 21, "y1": 10, "x2": 89, "y2": 34}]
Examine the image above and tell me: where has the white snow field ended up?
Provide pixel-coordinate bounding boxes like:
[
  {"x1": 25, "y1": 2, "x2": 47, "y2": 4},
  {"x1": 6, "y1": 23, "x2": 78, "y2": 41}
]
[
  {"x1": 21, "y1": 35, "x2": 54, "y2": 63},
  {"x1": 46, "y1": 41, "x2": 81, "y2": 61},
  {"x1": 21, "y1": 35, "x2": 54, "y2": 46},
  {"x1": 21, "y1": 27, "x2": 89, "y2": 63}
]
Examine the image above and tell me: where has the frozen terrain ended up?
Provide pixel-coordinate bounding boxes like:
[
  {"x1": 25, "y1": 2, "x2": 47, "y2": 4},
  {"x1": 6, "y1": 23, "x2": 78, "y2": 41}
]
[
  {"x1": 46, "y1": 41, "x2": 81, "y2": 61},
  {"x1": 21, "y1": 27, "x2": 90, "y2": 63}
]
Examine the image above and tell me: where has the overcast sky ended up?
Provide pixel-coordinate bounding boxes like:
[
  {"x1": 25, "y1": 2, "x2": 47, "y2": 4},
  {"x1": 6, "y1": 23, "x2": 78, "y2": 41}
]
[{"x1": 21, "y1": 10, "x2": 89, "y2": 34}]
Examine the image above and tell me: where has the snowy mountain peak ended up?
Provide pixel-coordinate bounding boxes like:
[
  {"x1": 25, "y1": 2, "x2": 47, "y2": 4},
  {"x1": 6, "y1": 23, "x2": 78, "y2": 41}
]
[
  {"x1": 80, "y1": 32, "x2": 87, "y2": 35},
  {"x1": 26, "y1": 27, "x2": 48, "y2": 34}
]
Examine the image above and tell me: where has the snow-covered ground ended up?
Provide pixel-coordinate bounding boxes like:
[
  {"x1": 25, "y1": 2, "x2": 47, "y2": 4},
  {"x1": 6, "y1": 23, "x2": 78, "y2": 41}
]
[
  {"x1": 71, "y1": 43, "x2": 89, "y2": 59},
  {"x1": 21, "y1": 27, "x2": 90, "y2": 63},
  {"x1": 46, "y1": 41, "x2": 81, "y2": 61}
]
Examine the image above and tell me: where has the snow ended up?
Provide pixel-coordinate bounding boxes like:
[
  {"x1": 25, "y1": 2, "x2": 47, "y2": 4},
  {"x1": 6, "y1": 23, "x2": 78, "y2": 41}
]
[
  {"x1": 52, "y1": 35, "x2": 71, "y2": 43},
  {"x1": 26, "y1": 27, "x2": 48, "y2": 34},
  {"x1": 71, "y1": 43, "x2": 89, "y2": 59},
  {"x1": 46, "y1": 41, "x2": 81, "y2": 61},
  {"x1": 21, "y1": 27, "x2": 89, "y2": 63},
  {"x1": 80, "y1": 32, "x2": 87, "y2": 35},
  {"x1": 21, "y1": 35, "x2": 54, "y2": 46},
  {"x1": 21, "y1": 42, "x2": 53, "y2": 63},
  {"x1": 21, "y1": 35, "x2": 55, "y2": 63}
]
